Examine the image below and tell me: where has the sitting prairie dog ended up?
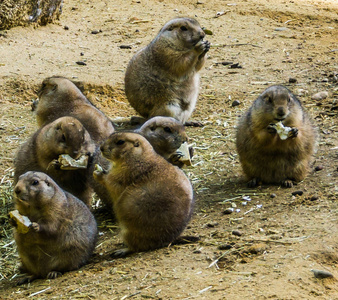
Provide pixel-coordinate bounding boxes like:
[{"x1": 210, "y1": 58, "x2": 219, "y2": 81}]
[
  {"x1": 236, "y1": 85, "x2": 318, "y2": 187},
  {"x1": 12, "y1": 171, "x2": 97, "y2": 283},
  {"x1": 125, "y1": 17, "x2": 210, "y2": 124},
  {"x1": 93, "y1": 132, "x2": 194, "y2": 256},
  {"x1": 14, "y1": 116, "x2": 97, "y2": 206},
  {"x1": 136, "y1": 116, "x2": 192, "y2": 167},
  {"x1": 36, "y1": 76, "x2": 114, "y2": 143}
]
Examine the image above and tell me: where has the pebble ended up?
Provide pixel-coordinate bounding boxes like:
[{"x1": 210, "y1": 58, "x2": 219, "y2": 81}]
[
  {"x1": 205, "y1": 222, "x2": 218, "y2": 228},
  {"x1": 76, "y1": 61, "x2": 87, "y2": 66},
  {"x1": 311, "y1": 91, "x2": 328, "y2": 101},
  {"x1": 218, "y1": 244, "x2": 233, "y2": 250},
  {"x1": 64, "y1": 25, "x2": 69, "y2": 30},
  {"x1": 289, "y1": 78, "x2": 297, "y2": 83},
  {"x1": 275, "y1": 27, "x2": 287, "y2": 31},
  {"x1": 315, "y1": 165, "x2": 323, "y2": 171},
  {"x1": 91, "y1": 30, "x2": 102, "y2": 34},
  {"x1": 223, "y1": 208, "x2": 234, "y2": 215},
  {"x1": 119, "y1": 45, "x2": 132, "y2": 49},
  {"x1": 232, "y1": 230, "x2": 242, "y2": 236},
  {"x1": 292, "y1": 190, "x2": 303, "y2": 196},
  {"x1": 311, "y1": 269, "x2": 334, "y2": 279},
  {"x1": 310, "y1": 195, "x2": 319, "y2": 201},
  {"x1": 231, "y1": 100, "x2": 240, "y2": 107},
  {"x1": 270, "y1": 193, "x2": 276, "y2": 198}
]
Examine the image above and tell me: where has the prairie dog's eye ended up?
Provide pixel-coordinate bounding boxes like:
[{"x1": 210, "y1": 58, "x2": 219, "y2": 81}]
[
  {"x1": 150, "y1": 126, "x2": 156, "y2": 132},
  {"x1": 180, "y1": 26, "x2": 188, "y2": 31},
  {"x1": 116, "y1": 140, "x2": 125, "y2": 146},
  {"x1": 287, "y1": 96, "x2": 291, "y2": 103},
  {"x1": 164, "y1": 127, "x2": 172, "y2": 133},
  {"x1": 32, "y1": 180, "x2": 39, "y2": 186}
]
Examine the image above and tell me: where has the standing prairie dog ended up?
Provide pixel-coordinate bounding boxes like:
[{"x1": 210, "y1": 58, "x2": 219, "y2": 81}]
[
  {"x1": 93, "y1": 132, "x2": 194, "y2": 256},
  {"x1": 11, "y1": 171, "x2": 97, "y2": 283},
  {"x1": 36, "y1": 76, "x2": 114, "y2": 143},
  {"x1": 125, "y1": 17, "x2": 210, "y2": 124},
  {"x1": 236, "y1": 85, "x2": 318, "y2": 187},
  {"x1": 14, "y1": 116, "x2": 96, "y2": 206}
]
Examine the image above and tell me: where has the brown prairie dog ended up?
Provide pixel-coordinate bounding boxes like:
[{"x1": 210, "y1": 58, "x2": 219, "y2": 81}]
[
  {"x1": 125, "y1": 17, "x2": 210, "y2": 124},
  {"x1": 36, "y1": 76, "x2": 114, "y2": 143},
  {"x1": 14, "y1": 116, "x2": 97, "y2": 206},
  {"x1": 93, "y1": 132, "x2": 194, "y2": 256},
  {"x1": 236, "y1": 85, "x2": 318, "y2": 188},
  {"x1": 12, "y1": 171, "x2": 97, "y2": 283}
]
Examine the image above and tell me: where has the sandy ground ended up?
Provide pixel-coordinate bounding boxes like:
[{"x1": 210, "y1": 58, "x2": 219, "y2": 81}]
[{"x1": 0, "y1": 0, "x2": 337, "y2": 299}]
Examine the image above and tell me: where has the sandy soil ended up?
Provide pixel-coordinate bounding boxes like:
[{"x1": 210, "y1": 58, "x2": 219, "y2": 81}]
[{"x1": 0, "y1": 0, "x2": 337, "y2": 299}]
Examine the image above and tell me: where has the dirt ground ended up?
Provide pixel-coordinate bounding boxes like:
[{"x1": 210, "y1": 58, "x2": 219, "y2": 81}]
[{"x1": 0, "y1": 0, "x2": 337, "y2": 299}]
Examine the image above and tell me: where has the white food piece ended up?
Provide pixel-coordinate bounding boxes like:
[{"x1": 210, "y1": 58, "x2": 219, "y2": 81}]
[
  {"x1": 272, "y1": 121, "x2": 293, "y2": 140},
  {"x1": 58, "y1": 154, "x2": 89, "y2": 170},
  {"x1": 175, "y1": 142, "x2": 192, "y2": 166},
  {"x1": 9, "y1": 210, "x2": 32, "y2": 234}
]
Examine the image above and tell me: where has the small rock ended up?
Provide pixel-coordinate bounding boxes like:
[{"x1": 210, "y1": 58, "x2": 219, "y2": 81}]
[
  {"x1": 193, "y1": 248, "x2": 202, "y2": 254},
  {"x1": 76, "y1": 61, "x2": 87, "y2": 66},
  {"x1": 91, "y1": 30, "x2": 102, "y2": 34},
  {"x1": 231, "y1": 100, "x2": 240, "y2": 107},
  {"x1": 310, "y1": 195, "x2": 319, "y2": 201},
  {"x1": 64, "y1": 25, "x2": 69, "y2": 30},
  {"x1": 218, "y1": 244, "x2": 233, "y2": 250},
  {"x1": 292, "y1": 190, "x2": 303, "y2": 196},
  {"x1": 275, "y1": 27, "x2": 287, "y2": 31},
  {"x1": 311, "y1": 91, "x2": 328, "y2": 101},
  {"x1": 315, "y1": 165, "x2": 323, "y2": 171},
  {"x1": 223, "y1": 208, "x2": 234, "y2": 215},
  {"x1": 119, "y1": 45, "x2": 132, "y2": 49},
  {"x1": 270, "y1": 193, "x2": 276, "y2": 198},
  {"x1": 221, "y1": 61, "x2": 233, "y2": 66},
  {"x1": 311, "y1": 269, "x2": 334, "y2": 279},
  {"x1": 229, "y1": 63, "x2": 242, "y2": 69},
  {"x1": 80, "y1": 52, "x2": 84, "y2": 56},
  {"x1": 232, "y1": 230, "x2": 242, "y2": 236},
  {"x1": 204, "y1": 222, "x2": 218, "y2": 228},
  {"x1": 289, "y1": 78, "x2": 297, "y2": 83}
]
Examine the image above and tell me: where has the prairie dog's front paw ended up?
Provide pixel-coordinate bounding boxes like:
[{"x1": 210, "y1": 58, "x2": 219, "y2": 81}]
[
  {"x1": 288, "y1": 127, "x2": 298, "y2": 138},
  {"x1": 195, "y1": 40, "x2": 210, "y2": 54},
  {"x1": 30, "y1": 222, "x2": 40, "y2": 232},
  {"x1": 267, "y1": 123, "x2": 277, "y2": 134}
]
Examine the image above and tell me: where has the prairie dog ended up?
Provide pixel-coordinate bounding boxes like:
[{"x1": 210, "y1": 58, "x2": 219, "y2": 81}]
[
  {"x1": 14, "y1": 116, "x2": 96, "y2": 206},
  {"x1": 36, "y1": 76, "x2": 114, "y2": 143},
  {"x1": 136, "y1": 116, "x2": 188, "y2": 161},
  {"x1": 125, "y1": 17, "x2": 210, "y2": 124},
  {"x1": 12, "y1": 171, "x2": 97, "y2": 282},
  {"x1": 93, "y1": 132, "x2": 194, "y2": 256},
  {"x1": 236, "y1": 85, "x2": 318, "y2": 187}
]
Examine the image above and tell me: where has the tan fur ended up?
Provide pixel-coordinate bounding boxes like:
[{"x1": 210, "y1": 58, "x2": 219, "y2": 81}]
[
  {"x1": 36, "y1": 76, "x2": 114, "y2": 143},
  {"x1": 236, "y1": 85, "x2": 318, "y2": 187},
  {"x1": 14, "y1": 117, "x2": 97, "y2": 206},
  {"x1": 13, "y1": 171, "x2": 97, "y2": 281},
  {"x1": 125, "y1": 17, "x2": 210, "y2": 123},
  {"x1": 93, "y1": 132, "x2": 194, "y2": 254}
]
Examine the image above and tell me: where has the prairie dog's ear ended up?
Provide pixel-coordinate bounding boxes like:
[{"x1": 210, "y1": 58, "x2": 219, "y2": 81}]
[{"x1": 134, "y1": 141, "x2": 140, "y2": 147}]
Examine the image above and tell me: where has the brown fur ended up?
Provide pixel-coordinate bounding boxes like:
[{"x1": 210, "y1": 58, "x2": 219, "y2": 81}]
[
  {"x1": 236, "y1": 85, "x2": 318, "y2": 187},
  {"x1": 93, "y1": 132, "x2": 194, "y2": 255},
  {"x1": 125, "y1": 17, "x2": 210, "y2": 123},
  {"x1": 14, "y1": 116, "x2": 97, "y2": 206},
  {"x1": 36, "y1": 76, "x2": 114, "y2": 143},
  {"x1": 136, "y1": 116, "x2": 188, "y2": 164},
  {"x1": 12, "y1": 171, "x2": 97, "y2": 282}
]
